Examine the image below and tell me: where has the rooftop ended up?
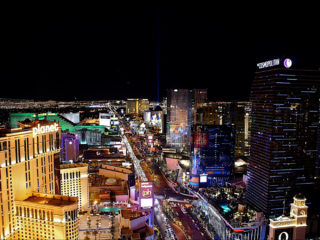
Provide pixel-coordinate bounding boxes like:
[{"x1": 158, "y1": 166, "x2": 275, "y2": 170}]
[
  {"x1": 121, "y1": 228, "x2": 133, "y2": 235},
  {"x1": 90, "y1": 174, "x2": 127, "y2": 188},
  {"x1": 19, "y1": 119, "x2": 59, "y2": 128},
  {"x1": 271, "y1": 215, "x2": 295, "y2": 222},
  {"x1": 100, "y1": 164, "x2": 133, "y2": 174},
  {"x1": 0, "y1": 127, "x2": 31, "y2": 137},
  {"x1": 121, "y1": 209, "x2": 146, "y2": 220},
  {"x1": 294, "y1": 193, "x2": 306, "y2": 200},
  {"x1": 132, "y1": 232, "x2": 141, "y2": 239},
  {"x1": 60, "y1": 162, "x2": 88, "y2": 169},
  {"x1": 23, "y1": 193, "x2": 77, "y2": 207},
  {"x1": 83, "y1": 148, "x2": 124, "y2": 159},
  {"x1": 198, "y1": 187, "x2": 261, "y2": 227}
]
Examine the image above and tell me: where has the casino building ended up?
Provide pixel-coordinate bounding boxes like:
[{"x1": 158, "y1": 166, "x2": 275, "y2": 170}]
[
  {"x1": 60, "y1": 163, "x2": 89, "y2": 212},
  {"x1": 126, "y1": 98, "x2": 150, "y2": 115},
  {"x1": 0, "y1": 120, "x2": 79, "y2": 239},
  {"x1": 246, "y1": 58, "x2": 320, "y2": 217},
  {"x1": 268, "y1": 194, "x2": 308, "y2": 240},
  {"x1": 166, "y1": 89, "x2": 193, "y2": 153},
  {"x1": 189, "y1": 124, "x2": 234, "y2": 188}
]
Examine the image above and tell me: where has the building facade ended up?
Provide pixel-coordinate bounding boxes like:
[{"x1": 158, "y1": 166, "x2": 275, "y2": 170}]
[
  {"x1": 166, "y1": 89, "x2": 193, "y2": 153},
  {"x1": 61, "y1": 132, "x2": 79, "y2": 163},
  {"x1": 73, "y1": 128, "x2": 102, "y2": 145},
  {"x1": 126, "y1": 99, "x2": 149, "y2": 115},
  {"x1": 15, "y1": 193, "x2": 79, "y2": 240},
  {"x1": 230, "y1": 102, "x2": 251, "y2": 158},
  {"x1": 268, "y1": 194, "x2": 308, "y2": 240},
  {"x1": 195, "y1": 196, "x2": 266, "y2": 240},
  {"x1": 0, "y1": 120, "x2": 80, "y2": 239},
  {"x1": 246, "y1": 58, "x2": 320, "y2": 217},
  {"x1": 192, "y1": 89, "x2": 208, "y2": 123},
  {"x1": 190, "y1": 125, "x2": 235, "y2": 187},
  {"x1": 139, "y1": 99, "x2": 150, "y2": 115},
  {"x1": 196, "y1": 101, "x2": 251, "y2": 157},
  {"x1": 60, "y1": 163, "x2": 89, "y2": 212}
]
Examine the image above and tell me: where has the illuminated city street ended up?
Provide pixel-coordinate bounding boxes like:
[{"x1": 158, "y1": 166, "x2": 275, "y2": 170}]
[
  {"x1": 1, "y1": 8, "x2": 320, "y2": 240},
  {"x1": 122, "y1": 115, "x2": 210, "y2": 240}
]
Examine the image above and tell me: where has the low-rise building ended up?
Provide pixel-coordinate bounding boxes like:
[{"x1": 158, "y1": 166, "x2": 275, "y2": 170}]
[
  {"x1": 192, "y1": 186, "x2": 267, "y2": 240},
  {"x1": 268, "y1": 194, "x2": 308, "y2": 240},
  {"x1": 119, "y1": 209, "x2": 153, "y2": 240},
  {"x1": 61, "y1": 132, "x2": 79, "y2": 163}
]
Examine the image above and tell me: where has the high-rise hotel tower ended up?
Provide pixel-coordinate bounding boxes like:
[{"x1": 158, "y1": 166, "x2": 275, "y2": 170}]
[
  {"x1": 0, "y1": 120, "x2": 79, "y2": 240},
  {"x1": 246, "y1": 58, "x2": 320, "y2": 217},
  {"x1": 60, "y1": 163, "x2": 89, "y2": 212},
  {"x1": 166, "y1": 89, "x2": 193, "y2": 152}
]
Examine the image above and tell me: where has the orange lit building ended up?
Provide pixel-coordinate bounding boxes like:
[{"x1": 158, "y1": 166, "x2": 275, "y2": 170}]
[
  {"x1": 60, "y1": 163, "x2": 89, "y2": 212},
  {"x1": 119, "y1": 209, "x2": 153, "y2": 240},
  {"x1": 126, "y1": 98, "x2": 149, "y2": 115},
  {"x1": 0, "y1": 120, "x2": 79, "y2": 239},
  {"x1": 15, "y1": 193, "x2": 78, "y2": 240}
]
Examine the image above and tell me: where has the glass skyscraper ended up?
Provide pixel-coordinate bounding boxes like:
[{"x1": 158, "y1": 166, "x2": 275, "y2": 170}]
[
  {"x1": 190, "y1": 124, "x2": 234, "y2": 187},
  {"x1": 246, "y1": 58, "x2": 320, "y2": 217},
  {"x1": 166, "y1": 89, "x2": 193, "y2": 153},
  {"x1": 196, "y1": 101, "x2": 251, "y2": 157}
]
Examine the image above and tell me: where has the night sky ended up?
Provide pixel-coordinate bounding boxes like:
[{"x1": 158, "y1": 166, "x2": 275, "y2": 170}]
[{"x1": 1, "y1": 8, "x2": 320, "y2": 101}]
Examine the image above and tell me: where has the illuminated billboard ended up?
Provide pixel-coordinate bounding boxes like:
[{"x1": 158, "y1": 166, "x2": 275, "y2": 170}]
[
  {"x1": 139, "y1": 182, "x2": 154, "y2": 210},
  {"x1": 189, "y1": 176, "x2": 199, "y2": 187},
  {"x1": 146, "y1": 111, "x2": 163, "y2": 132},
  {"x1": 99, "y1": 113, "x2": 111, "y2": 128},
  {"x1": 168, "y1": 123, "x2": 188, "y2": 146},
  {"x1": 191, "y1": 132, "x2": 208, "y2": 148},
  {"x1": 200, "y1": 174, "x2": 208, "y2": 183},
  {"x1": 147, "y1": 135, "x2": 153, "y2": 143}
]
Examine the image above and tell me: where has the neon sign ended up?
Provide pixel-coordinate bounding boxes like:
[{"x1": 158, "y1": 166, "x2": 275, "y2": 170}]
[
  {"x1": 33, "y1": 123, "x2": 59, "y2": 137},
  {"x1": 142, "y1": 188, "x2": 152, "y2": 198},
  {"x1": 139, "y1": 182, "x2": 154, "y2": 209},
  {"x1": 278, "y1": 231, "x2": 289, "y2": 240},
  {"x1": 257, "y1": 59, "x2": 280, "y2": 69},
  {"x1": 283, "y1": 58, "x2": 292, "y2": 68}
]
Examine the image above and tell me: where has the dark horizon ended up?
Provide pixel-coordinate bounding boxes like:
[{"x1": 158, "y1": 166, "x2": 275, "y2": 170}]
[{"x1": 1, "y1": 8, "x2": 320, "y2": 102}]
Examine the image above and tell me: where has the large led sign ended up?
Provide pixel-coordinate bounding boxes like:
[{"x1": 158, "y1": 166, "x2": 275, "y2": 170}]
[
  {"x1": 139, "y1": 182, "x2": 154, "y2": 209},
  {"x1": 33, "y1": 123, "x2": 59, "y2": 137},
  {"x1": 257, "y1": 59, "x2": 280, "y2": 69}
]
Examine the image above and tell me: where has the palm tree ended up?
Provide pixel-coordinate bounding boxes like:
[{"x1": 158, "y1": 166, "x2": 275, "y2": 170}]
[
  {"x1": 94, "y1": 219, "x2": 101, "y2": 240},
  {"x1": 87, "y1": 218, "x2": 91, "y2": 230},
  {"x1": 93, "y1": 230, "x2": 98, "y2": 240},
  {"x1": 110, "y1": 217, "x2": 115, "y2": 239},
  {"x1": 85, "y1": 231, "x2": 90, "y2": 240}
]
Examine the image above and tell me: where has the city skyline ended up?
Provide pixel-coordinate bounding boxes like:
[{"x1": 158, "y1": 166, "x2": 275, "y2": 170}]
[
  {"x1": 1, "y1": 9, "x2": 320, "y2": 101},
  {"x1": 1, "y1": 8, "x2": 320, "y2": 240}
]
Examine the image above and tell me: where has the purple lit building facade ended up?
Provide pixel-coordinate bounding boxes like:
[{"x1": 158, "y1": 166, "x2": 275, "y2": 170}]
[
  {"x1": 61, "y1": 132, "x2": 79, "y2": 163},
  {"x1": 246, "y1": 58, "x2": 320, "y2": 217},
  {"x1": 190, "y1": 124, "x2": 234, "y2": 188}
]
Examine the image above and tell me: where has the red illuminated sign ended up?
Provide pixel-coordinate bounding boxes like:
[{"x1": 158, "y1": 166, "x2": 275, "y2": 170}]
[
  {"x1": 192, "y1": 132, "x2": 208, "y2": 147},
  {"x1": 233, "y1": 229, "x2": 244, "y2": 232}
]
